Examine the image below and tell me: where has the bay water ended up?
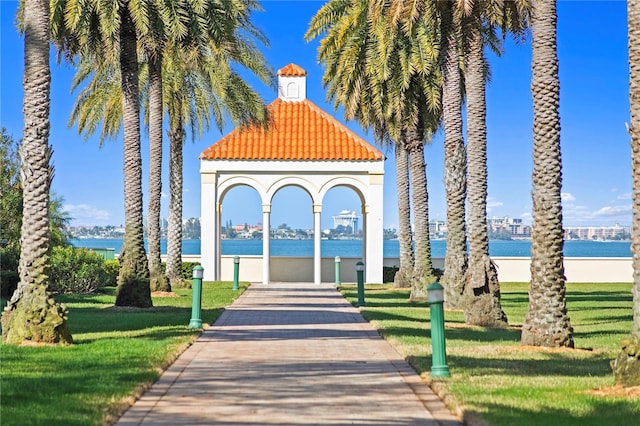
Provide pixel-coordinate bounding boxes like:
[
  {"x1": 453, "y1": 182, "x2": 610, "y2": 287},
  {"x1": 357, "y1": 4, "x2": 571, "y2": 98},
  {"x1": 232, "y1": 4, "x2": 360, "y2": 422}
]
[{"x1": 69, "y1": 238, "x2": 632, "y2": 258}]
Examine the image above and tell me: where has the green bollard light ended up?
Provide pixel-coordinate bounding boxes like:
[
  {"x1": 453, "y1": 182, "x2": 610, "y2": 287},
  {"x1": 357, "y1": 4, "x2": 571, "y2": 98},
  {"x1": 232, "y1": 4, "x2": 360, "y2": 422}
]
[
  {"x1": 356, "y1": 261, "x2": 365, "y2": 306},
  {"x1": 233, "y1": 256, "x2": 240, "y2": 290},
  {"x1": 188, "y1": 265, "x2": 204, "y2": 329},
  {"x1": 335, "y1": 256, "x2": 341, "y2": 286},
  {"x1": 427, "y1": 282, "x2": 450, "y2": 378}
]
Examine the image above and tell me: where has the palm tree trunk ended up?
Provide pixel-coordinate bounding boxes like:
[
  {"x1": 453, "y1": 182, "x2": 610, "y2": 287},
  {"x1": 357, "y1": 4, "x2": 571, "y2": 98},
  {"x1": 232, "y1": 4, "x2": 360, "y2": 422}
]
[
  {"x1": 115, "y1": 6, "x2": 152, "y2": 308},
  {"x1": 440, "y1": 8, "x2": 468, "y2": 309},
  {"x1": 407, "y1": 129, "x2": 435, "y2": 301},
  {"x1": 611, "y1": 0, "x2": 640, "y2": 387},
  {"x1": 147, "y1": 52, "x2": 170, "y2": 292},
  {"x1": 464, "y1": 17, "x2": 508, "y2": 327},
  {"x1": 521, "y1": 0, "x2": 573, "y2": 348},
  {"x1": 1, "y1": 0, "x2": 72, "y2": 344},
  {"x1": 394, "y1": 138, "x2": 414, "y2": 289},
  {"x1": 167, "y1": 112, "x2": 185, "y2": 288},
  {"x1": 629, "y1": 0, "x2": 640, "y2": 341}
]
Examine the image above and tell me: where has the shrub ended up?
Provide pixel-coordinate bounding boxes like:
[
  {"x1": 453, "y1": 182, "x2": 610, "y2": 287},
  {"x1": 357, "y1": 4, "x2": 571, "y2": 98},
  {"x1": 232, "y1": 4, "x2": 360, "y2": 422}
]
[
  {"x1": 161, "y1": 261, "x2": 202, "y2": 280},
  {"x1": 1, "y1": 245, "x2": 20, "y2": 299},
  {"x1": 103, "y1": 260, "x2": 119, "y2": 287},
  {"x1": 49, "y1": 246, "x2": 112, "y2": 294},
  {"x1": 0, "y1": 270, "x2": 19, "y2": 300},
  {"x1": 182, "y1": 262, "x2": 201, "y2": 280},
  {"x1": 383, "y1": 266, "x2": 399, "y2": 283}
]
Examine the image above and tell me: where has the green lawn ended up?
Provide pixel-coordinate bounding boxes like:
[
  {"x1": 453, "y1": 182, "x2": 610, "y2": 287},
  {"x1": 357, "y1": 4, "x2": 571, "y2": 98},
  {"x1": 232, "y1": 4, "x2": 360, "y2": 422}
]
[
  {"x1": 340, "y1": 282, "x2": 639, "y2": 426},
  {"x1": 0, "y1": 282, "x2": 248, "y2": 426}
]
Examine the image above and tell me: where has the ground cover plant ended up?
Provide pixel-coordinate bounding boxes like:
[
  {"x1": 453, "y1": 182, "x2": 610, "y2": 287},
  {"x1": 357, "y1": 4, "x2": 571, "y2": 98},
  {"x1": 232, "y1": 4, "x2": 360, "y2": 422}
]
[
  {"x1": 340, "y1": 282, "x2": 639, "y2": 426},
  {"x1": 0, "y1": 281, "x2": 248, "y2": 426}
]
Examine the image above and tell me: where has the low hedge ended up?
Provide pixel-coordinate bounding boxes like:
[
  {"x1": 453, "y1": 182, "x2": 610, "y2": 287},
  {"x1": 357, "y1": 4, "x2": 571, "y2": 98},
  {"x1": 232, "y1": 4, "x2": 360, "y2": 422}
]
[{"x1": 50, "y1": 246, "x2": 115, "y2": 294}]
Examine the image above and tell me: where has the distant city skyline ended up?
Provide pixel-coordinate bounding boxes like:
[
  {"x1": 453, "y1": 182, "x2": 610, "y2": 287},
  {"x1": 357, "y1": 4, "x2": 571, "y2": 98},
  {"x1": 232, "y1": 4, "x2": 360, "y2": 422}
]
[{"x1": 0, "y1": 1, "x2": 632, "y2": 231}]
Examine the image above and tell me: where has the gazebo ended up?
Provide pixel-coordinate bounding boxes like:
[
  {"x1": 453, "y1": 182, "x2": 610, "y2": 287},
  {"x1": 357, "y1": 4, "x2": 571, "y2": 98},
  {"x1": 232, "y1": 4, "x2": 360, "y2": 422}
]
[{"x1": 199, "y1": 64, "x2": 385, "y2": 284}]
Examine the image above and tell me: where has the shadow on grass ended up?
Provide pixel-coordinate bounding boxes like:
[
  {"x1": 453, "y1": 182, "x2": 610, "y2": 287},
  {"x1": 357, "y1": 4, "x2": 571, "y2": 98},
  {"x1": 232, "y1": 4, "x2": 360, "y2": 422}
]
[
  {"x1": 411, "y1": 351, "x2": 613, "y2": 378},
  {"x1": 66, "y1": 305, "x2": 224, "y2": 339},
  {"x1": 340, "y1": 287, "x2": 430, "y2": 309},
  {"x1": 464, "y1": 398, "x2": 640, "y2": 426},
  {"x1": 375, "y1": 323, "x2": 522, "y2": 345},
  {"x1": 361, "y1": 309, "x2": 429, "y2": 324}
]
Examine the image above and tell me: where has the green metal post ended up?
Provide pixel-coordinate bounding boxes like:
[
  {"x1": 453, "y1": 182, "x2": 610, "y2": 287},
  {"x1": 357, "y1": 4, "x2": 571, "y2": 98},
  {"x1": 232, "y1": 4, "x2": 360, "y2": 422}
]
[
  {"x1": 427, "y1": 282, "x2": 450, "y2": 378},
  {"x1": 335, "y1": 256, "x2": 341, "y2": 286},
  {"x1": 233, "y1": 256, "x2": 240, "y2": 290},
  {"x1": 356, "y1": 261, "x2": 365, "y2": 306},
  {"x1": 189, "y1": 265, "x2": 204, "y2": 329}
]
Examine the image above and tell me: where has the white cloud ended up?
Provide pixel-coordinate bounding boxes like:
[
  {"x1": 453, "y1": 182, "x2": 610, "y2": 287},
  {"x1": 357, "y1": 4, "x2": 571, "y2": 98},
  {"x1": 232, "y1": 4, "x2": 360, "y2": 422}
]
[
  {"x1": 561, "y1": 192, "x2": 576, "y2": 203},
  {"x1": 64, "y1": 204, "x2": 111, "y2": 223},
  {"x1": 617, "y1": 192, "x2": 632, "y2": 200},
  {"x1": 486, "y1": 199, "x2": 503, "y2": 212},
  {"x1": 594, "y1": 205, "x2": 632, "y2": 217},
  {"x1": 519, "y1": 212, "x2": 532, "y2": 224},
  {"x1": 161, "y1": 192, "x2": 168, "y2": 199}
]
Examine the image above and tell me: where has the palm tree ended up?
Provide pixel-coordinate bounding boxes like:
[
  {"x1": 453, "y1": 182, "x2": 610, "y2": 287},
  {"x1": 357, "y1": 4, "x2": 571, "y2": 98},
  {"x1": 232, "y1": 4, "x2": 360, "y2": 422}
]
[
  {"x1": 394, "y1": 139, "x2": 414, "y2": 288},
  {"x1": 630, "y1": 0, "x2": 640, "y2": 343},
  {"x1": 520, "y1": 0, "x2": 573, "y2": 348},
  {"x1": 147, "y1": 51, "x2": 169, "y2": 292},
  {"x1": 2, "y1": 0, "x2": 73, "y2": 344},
  {"x1": 50, "y1": 0, "x2": 153, "y2": 307},
  {"x1": 438, "y1": 2, "x2": 468, "y2": 310},
  {"x1": 463, "y1": 8, "x2": 507, "y2": 326},
  {"x1": 612, "y1": 0, "x2": 640, "y2": 386},
  {"x1": 163, "y1": 34, "x2": 272, "y2": 289},
  {"x1": 462, "y1": 1, "x2": 530, "y2": 327},
  {"x1": 307, "y1": 0, "x2": 441, "y2": 298}
]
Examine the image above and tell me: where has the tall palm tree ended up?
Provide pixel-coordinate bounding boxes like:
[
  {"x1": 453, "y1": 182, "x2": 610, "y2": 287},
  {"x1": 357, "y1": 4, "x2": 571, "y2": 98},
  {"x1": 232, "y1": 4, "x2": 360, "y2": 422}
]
[
  {"x1": 307, "y1": 0, "x2": 441, "y2": 297},
  {"x1": 394, "y1": 139, "x2": 414, "y2": 288},
  {"x1": 2, "y1": 0, "x2": 72, "y2": 344},
  {"x1": 462, "y1": 1, "x2": 530, "y2": 327},
  {"x1": 630, "y1": 0, "x2": 640, "y2": 342},
  {"x1": 463, "y1": 10, "x2": 507, "y2": 326},
  {"x1": 50, "y1": 0, "x2": 153, "y2": 307},
  {"x1": 612, "y1": 0, "x2": 640, "y2": 386},
  {"x1": 147, "y1": 51, "x2": 169, "y2": 292},
  {"x1": 163, "y1": 35, "x2": 272, "y2": 288},
  {"x1": 521, "y1": 0, "x2": 573, "y2": 348},
  {"x1": 438, "y1": 2, "x2": 468, "y2": 309},
  {"x1": 308, "y1": 0, "x2": 415, "y2": 291}
]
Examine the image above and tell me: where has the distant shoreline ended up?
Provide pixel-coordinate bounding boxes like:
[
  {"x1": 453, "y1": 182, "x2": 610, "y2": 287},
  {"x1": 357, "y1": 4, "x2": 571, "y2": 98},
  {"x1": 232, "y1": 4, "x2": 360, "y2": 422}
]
[{"x1": 70, "y1": 238, "x2": 633, "y2": 258}]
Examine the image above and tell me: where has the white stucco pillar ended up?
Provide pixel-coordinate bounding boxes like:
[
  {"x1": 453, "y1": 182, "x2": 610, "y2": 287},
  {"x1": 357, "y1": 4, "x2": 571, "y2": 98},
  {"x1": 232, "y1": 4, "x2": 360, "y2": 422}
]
[
  {"x1": 313, "y1": 204, "x2": 322, "y2": 284},
  {"x1": 200, "y1": 172, "x2": 217, "y2": 282},
  {"x1": 215, "y1": 203, "x2": 222, "y2": 281},
  {"x1": 262, "y1": 204, "x2": 271, "y2": 285},
  {"x1": 366, "y1": 172, "x2": 384, "y2": 283}
]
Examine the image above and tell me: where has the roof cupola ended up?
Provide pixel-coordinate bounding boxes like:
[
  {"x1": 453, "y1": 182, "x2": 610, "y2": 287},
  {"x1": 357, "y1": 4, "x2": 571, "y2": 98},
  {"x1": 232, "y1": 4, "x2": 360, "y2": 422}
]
[{"x1": 277, "y1": 63, "x2": 307, "y2": 102}]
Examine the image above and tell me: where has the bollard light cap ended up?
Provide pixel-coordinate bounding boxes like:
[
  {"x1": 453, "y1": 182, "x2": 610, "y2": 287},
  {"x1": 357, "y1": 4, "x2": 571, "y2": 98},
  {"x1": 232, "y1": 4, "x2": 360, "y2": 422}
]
[
  {"x1": 356, "y1": 261, "x2": 364, "y2": 272},
  {"x1": 427, "y1": 282, "x2": 444, "y2": 303},
  {"x1": 193, "y1": 265, "x2": 204, "y2": 279}
]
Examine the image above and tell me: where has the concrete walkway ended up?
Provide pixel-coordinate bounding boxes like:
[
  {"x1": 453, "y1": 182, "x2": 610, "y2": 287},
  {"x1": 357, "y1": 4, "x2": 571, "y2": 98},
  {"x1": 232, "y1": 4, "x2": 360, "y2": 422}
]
[{"x1": 117, "y1": 283, "x2": 462, "y2": 426}]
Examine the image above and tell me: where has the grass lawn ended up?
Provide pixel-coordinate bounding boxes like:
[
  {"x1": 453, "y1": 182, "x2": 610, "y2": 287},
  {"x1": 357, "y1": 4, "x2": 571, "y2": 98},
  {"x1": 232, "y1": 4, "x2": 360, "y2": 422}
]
[
  {"x1": 340, "y1": 282, "x2": 640, "y2": 426},
  {"x1": 0, "y1": 282, "x2": 248, "y2": 426}
]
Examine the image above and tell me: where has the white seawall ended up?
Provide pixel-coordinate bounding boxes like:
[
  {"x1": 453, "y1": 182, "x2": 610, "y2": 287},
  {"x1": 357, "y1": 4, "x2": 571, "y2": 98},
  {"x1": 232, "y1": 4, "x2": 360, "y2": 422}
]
[{"x1": 173, "y1": 255, "x2": 633, "y2": 283}]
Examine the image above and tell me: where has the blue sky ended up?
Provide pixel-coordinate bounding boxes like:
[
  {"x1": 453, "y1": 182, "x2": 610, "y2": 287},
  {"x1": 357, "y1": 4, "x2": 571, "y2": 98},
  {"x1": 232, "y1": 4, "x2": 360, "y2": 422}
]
[{"x1": 0, "y1": 1, "x2": 631, "y2": 231}]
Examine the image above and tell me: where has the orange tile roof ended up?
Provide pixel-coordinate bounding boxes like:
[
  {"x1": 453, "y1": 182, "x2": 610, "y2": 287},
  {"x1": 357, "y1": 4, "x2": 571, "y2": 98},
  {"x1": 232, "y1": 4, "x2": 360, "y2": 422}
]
[
  {"x1": 277, "y1": 63, "x2": 308, "y2": 77},
  {"x1": 200, "y1": 98, "x2": 384, "y2": 161}
]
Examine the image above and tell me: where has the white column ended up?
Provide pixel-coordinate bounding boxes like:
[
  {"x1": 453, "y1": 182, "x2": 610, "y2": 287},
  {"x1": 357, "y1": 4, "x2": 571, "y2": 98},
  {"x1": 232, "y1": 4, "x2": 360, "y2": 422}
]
[
  {"x1": 362, "y1": 203, "x2": 368, "y2": 275},
  {"x1": 215, "y1": 203, "x2": 222, "y2": 281},
  {"x1": 313, "y1": 204, "x2": 322, "y2": 284},
  {"x1": 366, "y1": 171, "x2": 385, "y2": 283},
  {"x1": 262, "y1": 204, "x2": 271, "y2": 285},
  {"x1": 200, "y1": 172, "x2": 217, "y2": 282}
]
